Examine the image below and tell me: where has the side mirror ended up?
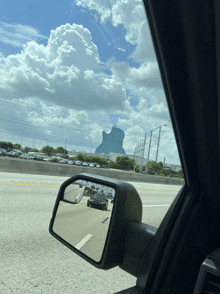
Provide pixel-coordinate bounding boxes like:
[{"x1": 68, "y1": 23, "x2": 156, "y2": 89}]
[{"x1": 49, "y1": 173, "x2": 142, "y2": 270}]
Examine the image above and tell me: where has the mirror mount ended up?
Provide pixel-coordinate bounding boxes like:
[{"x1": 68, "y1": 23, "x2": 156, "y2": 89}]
[{"x1": 120, "y1": 222, "x2": 157, "y2": 277}]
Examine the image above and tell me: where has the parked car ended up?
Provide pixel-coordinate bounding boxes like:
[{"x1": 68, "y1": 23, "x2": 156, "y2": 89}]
[
  {"x1": 100, "y1": 165, "x2": 109, "y2": 168},
  {"x1": 19, "y1": 154, "x2": 28, "y2": 159},
  {"x1": 75, "y1": 161, "x2": 82, "y2": 166},
  {"x1": 95, "y1": 164, "x2": 100, "y2": 168},
  {"x1": 67, "y1": 160, "x2": 74, "y2": 165},
  {"x1": 50, "y1": 156, "x2": 59, "y2": 162},
  {"x1": 0, "y1": 149, "x2": 6, "y2": 156},
  {"x1": 59, "y1": 159, "x2": 68, "y2": 164},
  {"x1": 82, "y1": 162, "x2": 89, "y2": 167},
  {"x1": 43, "y1": 157, "x2": 53, "y2": 162},
  {"x1": 89, "y1": 163, "x2": 95, "y2": 168},
  {"x1": 33, "y1": 155, "x2": 44, "y2": 161},
  {"x1": 8, "y1": 151, "x2": 18, "y2": 158}
]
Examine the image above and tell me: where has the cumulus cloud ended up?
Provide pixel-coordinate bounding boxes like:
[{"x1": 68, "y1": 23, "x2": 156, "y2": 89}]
[
  {"x1": 0, "y1": 21, "x2": 47, "y2": 48},
  {"x1": 0, "y1": 23, "x2": 127, "y2": 111},
  {"x1": 75, "y1": 0, "x2": 163, "y2": 104},
  {"x1": 109, "y1": 60, "x2": 163, "y2": 91},
  {"x1": 75, "y1": 0, "x2": 156, "y2": 62},
  {"x1": 75, "y1": 0, "x2": 112, "y2": 23}
]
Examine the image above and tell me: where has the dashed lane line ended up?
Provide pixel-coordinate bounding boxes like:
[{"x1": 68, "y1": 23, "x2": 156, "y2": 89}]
[{"x1": 75, "y1": 234, "x2": 93, "y2": 250}]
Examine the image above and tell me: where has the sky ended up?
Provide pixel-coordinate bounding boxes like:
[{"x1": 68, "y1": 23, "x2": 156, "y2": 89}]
[{"x1": 0, "y1": 0, "x2": 181, "y2": 165}]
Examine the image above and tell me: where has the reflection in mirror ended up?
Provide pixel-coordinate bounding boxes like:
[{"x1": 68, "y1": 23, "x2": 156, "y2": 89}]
[{"x1": 53, "y1": 180, "x2": 115, "y2": 262}]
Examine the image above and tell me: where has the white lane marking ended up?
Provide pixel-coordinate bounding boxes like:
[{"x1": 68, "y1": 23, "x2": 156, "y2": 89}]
[
  {"x1": 143, "y1": 205, "x2": 170, "y2": 207},
  {"x1": 75, "y1": 234, "x2": 93, "y2": 250},
  {"x1": 75, "y1": 192, "x2": 81, "y2": 201}
]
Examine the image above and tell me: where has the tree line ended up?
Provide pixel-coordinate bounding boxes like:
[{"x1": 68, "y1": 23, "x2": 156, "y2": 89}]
[{"x1": 0, "y1": 141, "x2": 183, "y2": 178}]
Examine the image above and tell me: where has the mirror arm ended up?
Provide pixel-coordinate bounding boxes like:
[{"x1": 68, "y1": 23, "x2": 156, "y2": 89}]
[{"x1": 119, "y1": 222, "x2": 157, "y2": 277}]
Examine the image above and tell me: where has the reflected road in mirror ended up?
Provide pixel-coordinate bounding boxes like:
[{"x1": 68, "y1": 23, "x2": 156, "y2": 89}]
[{"x1": 53, "y1": 180, "x2": 115, "y2": 262}]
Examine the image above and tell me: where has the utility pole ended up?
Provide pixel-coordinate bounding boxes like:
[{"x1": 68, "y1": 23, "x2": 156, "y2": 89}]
[
  {"x1": 64, "y1": 139, "x2": 67, "y2": 156},
  {"x1": 139, "y1": 133, "x2": 147, "y2": 173},
  {"x1": 147, "y1": 131, "x2": 153, "y2": 165},
  {"x1": 156, "y1": 125, "x2": 167, "y2": 162},
  {"x1": 156, "y1": 126, "x2": 165, "y2": 162}
]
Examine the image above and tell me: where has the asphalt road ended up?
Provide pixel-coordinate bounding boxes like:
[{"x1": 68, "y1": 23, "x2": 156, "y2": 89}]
[{"x1": 0, "y1": 172, "x2": 182, "y2": 294}]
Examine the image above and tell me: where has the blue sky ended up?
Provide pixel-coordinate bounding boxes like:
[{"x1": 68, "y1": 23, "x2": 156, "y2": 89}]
[
  {"x1": 0, "y1": 0, "x2": 181, "y2": 165},
  {"x1": 1, "y1": 0, "x2": 135, "y2": 64}
]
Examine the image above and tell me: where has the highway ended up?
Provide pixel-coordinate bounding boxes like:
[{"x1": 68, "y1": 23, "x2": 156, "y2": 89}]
[{"x1": 0, "y1": 172, "x2": 182, "y2": 294}]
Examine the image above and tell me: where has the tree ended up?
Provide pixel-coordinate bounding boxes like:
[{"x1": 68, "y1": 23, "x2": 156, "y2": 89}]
[
  {"x1": 0, "y1": 141, "x2": 13, "y2": 150},
  {"x1": 116, "y1": 156, "x2": 135, "y2": 170},
  {"x1": 30, "y1": 148, "x2": 38, "y2": 152},
  {"x1": 55, "y1": 147, "x2": 68, "y2": 155},
  {"x1": 135, "y1": 165, "x2": 140, "y2": 173},
  {"x1": 77, "y1": 154, "x2": 85, "y2": 161},
  {"x1": 69, "y1": 156, "x2": 77, "y2": 160},
  {"x1": 24, "y1": 147, "x2": 32, "y2": 153},
  {"x1": 42, "y1": 145, "x2": 54, "y2": 156},
  {"x1": 109, "y1": 161, "x2": 117, "y2": 169},
  {"x1": 13, "y1": 143, "x2": 21, "y2": 150},
  {"x1": 142, "y1": 165, "x2": 146, "y2": 172},
  {"x1": 144, "y1": 161, "x2": 164, "y2": 175}
]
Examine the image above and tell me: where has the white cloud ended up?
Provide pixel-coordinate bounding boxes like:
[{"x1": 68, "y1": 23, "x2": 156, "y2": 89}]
[
  {"x1": 75, "y1": 0, "x2": 112, "y2": 23},
  {"x1": 75, "y1": 0, "x2": 156, "y2": 63},
  {"x1": 0, "y1": 97, "x2": 112, "y2": 150},
  {"x1": 118, "y1": 47, "x2": 125, "y2": 52},
  {"x1": 123, "y1": 125, "x2": 145, "y2": 151},
  {"x1": 0, "y1": 23, "x2": 127, "y2": 111},
  {"x1": 109, "y1": 60, "x2": 163, "y2": 93},
  {"x1": 0, "y1": 21, "x2": 47, "y2": 48}
]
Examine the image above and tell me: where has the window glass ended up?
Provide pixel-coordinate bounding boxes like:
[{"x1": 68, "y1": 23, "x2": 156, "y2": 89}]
[
  {"x1": 0, "y1": 0, "x2": 184, "y2": 292},
  {"x1": 0, "y1": 0, "x2": 183, "y2": 225},
  {"x1": 1, "y1": 1, "x2": 184, "y2": 240}
]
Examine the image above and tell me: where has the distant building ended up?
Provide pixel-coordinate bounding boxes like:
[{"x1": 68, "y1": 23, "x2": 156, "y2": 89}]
[{"x1": 95, "y1": 126, "x2": 126, "y2": 155}]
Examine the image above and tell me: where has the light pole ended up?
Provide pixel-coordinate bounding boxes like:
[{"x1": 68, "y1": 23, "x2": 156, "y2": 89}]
[
  {"x1": 147, "y1": 130, "x2": 153, "y2": 164},
  {"x1": 155, "y1": 125, "x2": 167, "y2": 162},
  {"x1": 146, "y1": 124, "x2": 167, "y2": 167},
  {"x1": 134, "y1": 125, "x2": 167, "y2": 172},
  {"x1": 139, "y1": 134, "x2": 147, "y2": 173},
  {"x1": 64, "y1": 139, "x2": 67, "y2": 156}
]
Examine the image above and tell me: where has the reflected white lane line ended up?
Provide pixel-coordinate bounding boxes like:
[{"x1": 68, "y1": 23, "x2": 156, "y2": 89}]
[
  {"x1": 143, "y1": 205, "x2": 170, "y2": 207},
  {"x1": 75, "y1": 234, "x2": 93, "y2": 250}
]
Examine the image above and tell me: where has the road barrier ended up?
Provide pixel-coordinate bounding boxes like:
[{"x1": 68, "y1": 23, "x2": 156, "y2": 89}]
[{"x1": 0, "y1": 157, "x2": 184, "y2": 186}]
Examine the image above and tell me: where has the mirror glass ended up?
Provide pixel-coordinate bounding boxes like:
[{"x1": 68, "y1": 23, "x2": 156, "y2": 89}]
[{"x1": 52, "y1": 180, "x2": 115, "y2": 262}]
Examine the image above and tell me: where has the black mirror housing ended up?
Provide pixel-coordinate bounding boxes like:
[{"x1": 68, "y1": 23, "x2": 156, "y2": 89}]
[{"x1": 49, "y1": 173, "x2": 142, "y2": 270}]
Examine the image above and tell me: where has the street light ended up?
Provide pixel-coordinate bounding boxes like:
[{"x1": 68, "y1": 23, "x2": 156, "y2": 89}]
[
  {"x1": 135, "y1": 125, "x2": 167, "y2": 172},
  {"x1": 146, "y1": 124, "x2": 167, "y2": 165},
  {"x1": 155, "y1": 125, "x2": 167, "y2": 162}
]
